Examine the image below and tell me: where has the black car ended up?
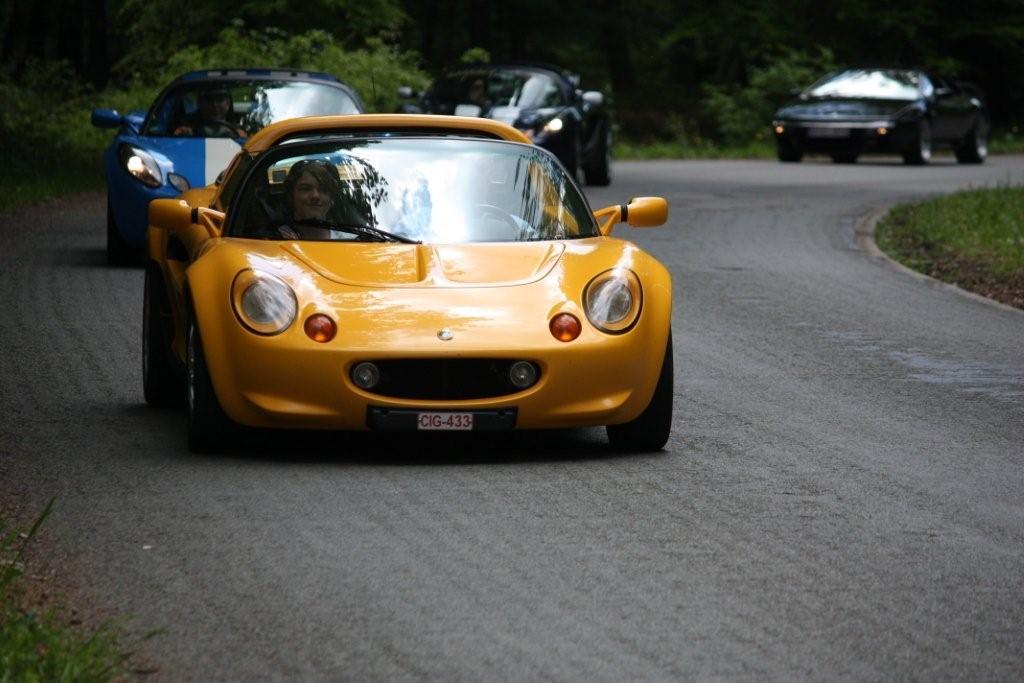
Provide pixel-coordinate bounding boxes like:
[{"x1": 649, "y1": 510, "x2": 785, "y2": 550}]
[
  {"x1": 399, "y1": 63, "x2": 613, "y2": 185},
  {"x1": 772, "y1": 68, "x2": 988, "y2": 165}
]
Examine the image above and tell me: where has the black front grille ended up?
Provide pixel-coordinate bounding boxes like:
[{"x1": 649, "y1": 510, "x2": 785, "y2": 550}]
[{"x1": 359, "y1": 359, "x2": 537, "y2": 400}]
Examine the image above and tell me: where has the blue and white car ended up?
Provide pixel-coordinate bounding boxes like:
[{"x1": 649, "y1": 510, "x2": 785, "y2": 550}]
[{"x1": 92, "y1": 69, "x2": 364, "y2": 264}]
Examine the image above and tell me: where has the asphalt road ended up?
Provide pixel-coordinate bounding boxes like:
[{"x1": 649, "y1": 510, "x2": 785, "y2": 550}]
[{"x1": 2, "y1": 155, "x2": 1023, "y2": 680}]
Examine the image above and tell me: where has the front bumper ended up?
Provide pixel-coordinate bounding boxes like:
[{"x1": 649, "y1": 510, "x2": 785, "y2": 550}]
[
  {"x1": 191, "y1": 275, "x2": 669, "y2": 432},
  {"x1": 773, "y1": 119, "x2": 915, "y2": 155},
  {"x1": 207, "y1": 322, "x2": 666, "y2": 431}
]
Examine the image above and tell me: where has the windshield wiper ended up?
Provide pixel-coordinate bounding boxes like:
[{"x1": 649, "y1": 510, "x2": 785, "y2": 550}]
[{"x1": 286, "y1": 218, "x2": 421, "y2": 244}]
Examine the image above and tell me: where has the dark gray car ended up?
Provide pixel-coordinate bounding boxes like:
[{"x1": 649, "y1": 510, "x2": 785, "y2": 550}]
[
  {"x1": 399, "y1": 63, "x2": 613, "y2": 185},
  {"x1": 772, "y1": 68, "x2": 988, "y2": 164}
]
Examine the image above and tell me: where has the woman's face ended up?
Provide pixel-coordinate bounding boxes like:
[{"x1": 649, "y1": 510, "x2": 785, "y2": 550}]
[{"x1": 292, "y1": 170, "x2": 332, "y2": 221}]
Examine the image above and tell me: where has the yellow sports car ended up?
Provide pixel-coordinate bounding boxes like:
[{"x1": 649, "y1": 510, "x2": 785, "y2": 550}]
[{"x1": 144, "y1": 114, "x2": 672, "y2": 452}]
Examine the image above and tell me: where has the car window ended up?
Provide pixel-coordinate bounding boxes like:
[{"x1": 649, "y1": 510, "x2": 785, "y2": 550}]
[
  {"x1": 228, "y1": 137, "x2": 596, "y2": 243},
  {"x1": 930, "y1": 75, "x2": 956, "y2": 94},
  {"x1": 805, "y1": 69, "x2": 925, "y2": 100},
  {"x1": 434, "y1": 70, "x2": 566, "y2": 109},
  {"x1": 144, "y1": 79, "x2": 361, "y2": 137},
  {"x1": 215, "y1": 153, "x2": 255, "y2": 211}
]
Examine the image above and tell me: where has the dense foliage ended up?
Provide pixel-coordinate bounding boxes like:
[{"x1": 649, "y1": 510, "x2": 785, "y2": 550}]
[
  {"x1": 0, "y1": 21, "x2": 428, "y2": 210},
  {"x1": 4, "y1": 0, "x2": 1023, "y2": 132},
  {"x1": 0, "y1": 0, "x2": 1021, "y2": 207}
]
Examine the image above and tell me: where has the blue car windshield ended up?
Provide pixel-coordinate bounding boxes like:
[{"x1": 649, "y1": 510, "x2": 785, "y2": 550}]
[
  {"x1": 144, "y1": 79, "x2": 361, "y2": 138},
  {"x1": 229, "y1": 137, "x2": 597, "y2": 243}
]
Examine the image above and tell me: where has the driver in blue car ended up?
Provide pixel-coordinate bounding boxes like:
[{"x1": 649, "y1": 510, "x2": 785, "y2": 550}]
[{"x1": 174, "y1": 88, "x2": 244, "y2": 137}]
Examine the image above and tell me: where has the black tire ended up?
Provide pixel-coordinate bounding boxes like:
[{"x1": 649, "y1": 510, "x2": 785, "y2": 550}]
[
  {"x1": 777, "y1": 141, "x2": 803, "y2": 163},
  {"x1": 606, "y1": 332, "x2": 674, "y2": 452},
  {"x1": 583, "y1": 122, "x2": 613, "y2": 186},
  {"x1": 186, "y1": 306, "x2": 233, "y2": 453},
  {"x1": 831, "y1": 152, "x2": 859, "y2": 164},
  {"x1": 955, "y1": 120, "x2": 988, "y2": 164},
  {"x1": 106, "y1": 200, "x2": 135, "y2": 266},
  {"x1": 902, "y1": 119, "x2": 932, "y2": 165},
  {"x1": 143, "y1": 266, "x2": 184, "y2": 408},
  {"x1": 561, "y1": 134, "x2": 584, "y2": 186}
]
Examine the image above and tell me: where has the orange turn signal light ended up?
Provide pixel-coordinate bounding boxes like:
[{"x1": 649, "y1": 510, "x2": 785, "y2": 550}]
[
  {"x1": 304, "y1": 314, "x2": 336, "y2": 343},
  {"x1": 549, "y1": 313, "x2": 581, "y2": 342}
]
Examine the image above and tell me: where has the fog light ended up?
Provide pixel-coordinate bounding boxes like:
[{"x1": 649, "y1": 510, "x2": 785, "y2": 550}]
[
  {"x1": 351, "y1": 362, "x2": 380, "y2": 389},
  {"x1": 509, "y1": 361, "x2": 538, "y2": 389},
  {"x1": 168, "y1": 173, "x2": 190, "y2": 193},
  {"x1": 549, "y1": 313, "x2": 581, "y2": 342},
  {"x1": 304, "y1": 314, "x2": 336, "y2": 343},
  {"x1": 877, "y1": 127, "x2": 888, "y2": 136}
]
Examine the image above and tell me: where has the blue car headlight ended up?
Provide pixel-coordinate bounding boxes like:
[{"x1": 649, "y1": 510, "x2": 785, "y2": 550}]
[{"x1": 118, "y1": 144, "x2": 162, "y2": 188}]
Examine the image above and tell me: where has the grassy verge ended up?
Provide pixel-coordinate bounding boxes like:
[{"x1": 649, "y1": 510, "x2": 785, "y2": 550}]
[
  {"x1": 1, "y1": 500, "x2": 132, "y2": 681},
  {"x1": 615, "y1": 139, "x2": 775, "y2": 160},
  {"x1": 989, "y1": 127, "x2": 1024, "y2": 154},
  {"x1": 615, "y1": 129, "x2": 1024, "y2": 161},
  {"x1": 0, "y1": 168, "x2": 105, "y2": 214},
  {"x1": 875, "y1": 185, "x2": 1024, "y2": 309}
]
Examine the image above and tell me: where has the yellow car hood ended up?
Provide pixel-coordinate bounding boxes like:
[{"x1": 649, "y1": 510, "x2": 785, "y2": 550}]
[
  {"x1": 280, "y1": 241, "x2": 566, "y2": 288},
  {"x1": 185, "y1": 236, "x2": 669, "y2": 363}
]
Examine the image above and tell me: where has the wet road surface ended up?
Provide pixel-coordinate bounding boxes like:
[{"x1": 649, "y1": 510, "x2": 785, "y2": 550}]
[{"x1": 2, "y1": 155, "x2": 1023, "y2": 679}]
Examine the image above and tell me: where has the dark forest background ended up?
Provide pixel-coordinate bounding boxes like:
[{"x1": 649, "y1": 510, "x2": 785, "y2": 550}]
[{"x1": 1, "y1": 0, "x2": 1023, "y2": 205}]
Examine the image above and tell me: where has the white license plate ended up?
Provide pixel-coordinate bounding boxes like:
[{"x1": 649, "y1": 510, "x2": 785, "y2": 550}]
[
  {"x1": 806, "y1": 127, "x2": 850, "y2": 138},
  {"x1": 417, "y1": 412, "x2": 474, "y2": 431}
]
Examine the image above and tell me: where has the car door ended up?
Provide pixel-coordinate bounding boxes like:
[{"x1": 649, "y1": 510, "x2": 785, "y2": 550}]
[{"x1": 930, "y1": 76, "x2": 972, "y2": 141}]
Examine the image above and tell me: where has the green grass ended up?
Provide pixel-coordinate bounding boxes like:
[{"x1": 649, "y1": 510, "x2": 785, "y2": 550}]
[
  {"x1": 0, "y1": 168, "x2": 105, "y2": 214},
  {"x1": 876, "y1": 185, "x2": 1024, "y2": 308},
  {"x1": 989, "y1": 127, "x2": 1024, "y2": 154},
  {"x1": 0, "y1": 611, "x2": 128, "y2": 683},
  {"x1": 1, "y1": 500, "x2": 131, "y2": 682},
  {"x1": 615, "y1": 139, "x2": 775, "y2": 160},
  {"x1": 614, "y1": 129, "x2": 1024, "y2": 161}
]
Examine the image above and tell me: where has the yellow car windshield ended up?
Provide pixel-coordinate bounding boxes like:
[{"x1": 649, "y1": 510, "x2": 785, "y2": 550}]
[{"x1": 229, "y1": 137, "x2": 597, "y2": 243}]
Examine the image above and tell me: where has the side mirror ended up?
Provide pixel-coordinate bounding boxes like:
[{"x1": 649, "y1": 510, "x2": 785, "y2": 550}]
[
  {"x1": 150, "y1": 198, "x2": 192, "y2": 235},
  {"x1": 581, "y1": 91, "x2": 604, "y2": 107},
  {"x1": 593, "y1": 197, "x2": 668, "y2": 235},
  {"x1": 91, "y1": 108, "x2": 122, "y2": 128},
  {"x1": 150, "y1": 199, "x2": 225, "y2": 258},
  {"x1": 125, "y1": 111, "x2": 146, "y2": 133},
  {"x1": 192, "y1": 206, "x2": 225, "y2": 237}
]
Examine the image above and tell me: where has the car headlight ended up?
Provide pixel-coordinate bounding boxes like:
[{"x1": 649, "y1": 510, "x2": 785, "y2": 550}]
[
  {"x1": 543, "y1": 117, "x2": 564, "y2": 133},
  {"x1": 118, "y1": 144, "x2": 162, "y2": 188},
  {"x1": 584, "y1": 268, "x2": 642, "y2": 334},
  {"x1": 231, "y1": 269, "x2": 297, "y2": 335}
]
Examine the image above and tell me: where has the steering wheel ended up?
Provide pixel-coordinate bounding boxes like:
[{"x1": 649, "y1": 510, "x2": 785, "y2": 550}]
[
  {"x1": 195, "y1": 118, "x2": 248, "y2": 138},
  {"x1": 473, "y1": 203, "x2": 521, "y2": 229}
]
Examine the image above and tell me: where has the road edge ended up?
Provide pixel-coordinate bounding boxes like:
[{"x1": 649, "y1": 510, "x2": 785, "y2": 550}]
[{"x1": 855, "y1": 205, "x2": 1024, "y2": 316}]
